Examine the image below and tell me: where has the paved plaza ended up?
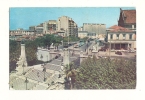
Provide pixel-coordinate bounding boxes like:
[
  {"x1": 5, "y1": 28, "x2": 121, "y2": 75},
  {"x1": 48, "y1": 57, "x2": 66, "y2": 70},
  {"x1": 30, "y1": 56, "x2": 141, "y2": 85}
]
[{"x1": 9, "y1": 39, "x2": 136, "y2": 90}]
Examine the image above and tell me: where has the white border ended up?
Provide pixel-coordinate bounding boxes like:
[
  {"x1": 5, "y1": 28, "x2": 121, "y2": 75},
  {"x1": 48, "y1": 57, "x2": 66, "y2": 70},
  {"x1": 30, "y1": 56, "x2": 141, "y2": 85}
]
[{"x1": 0, "y1": 0, "x2": 145, "y2": 100}]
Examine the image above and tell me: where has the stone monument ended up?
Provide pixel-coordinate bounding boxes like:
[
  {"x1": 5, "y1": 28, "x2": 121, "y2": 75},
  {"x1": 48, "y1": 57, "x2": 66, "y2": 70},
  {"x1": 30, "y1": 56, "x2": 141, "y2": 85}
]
[
  {"x1": 93, "y1": 46, "x2": 96, "y2": 51},
  {"x1": 63, "y1": 48, "x2": 69, "y2": 66},
  {"x1": 79, "y1": 51, "x2": 88, "y2": 65},
  {"x1": 16, "y1": 43, "x2": 27, "y2": 73},
  {"x1": 49, "y1": 43, "x2": 56, "y2": 60},
  {"x1": 92, "y1": 44, "x2": 98, "y2": 58},
  {"x1": 50, "y1": 43, "x2": 54, "y2": 51}
]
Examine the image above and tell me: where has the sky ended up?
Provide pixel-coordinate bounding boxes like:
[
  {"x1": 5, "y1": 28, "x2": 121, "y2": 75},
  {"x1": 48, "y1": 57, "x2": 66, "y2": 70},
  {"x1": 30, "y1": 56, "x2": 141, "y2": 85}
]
[{"x1": 10, "y1": 7, "x2": 135, "y2": 30}]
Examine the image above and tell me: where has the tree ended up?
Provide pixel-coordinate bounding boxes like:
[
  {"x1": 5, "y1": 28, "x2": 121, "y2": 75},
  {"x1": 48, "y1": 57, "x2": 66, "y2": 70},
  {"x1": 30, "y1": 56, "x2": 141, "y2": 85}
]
[
  {"x1": 81, "y1": 37, "x2": 89, "y2": 41},
  {"x1": 9, "y1": 40, "x2": 20, "y2": 72},
  {"x1": 63, "y1": 36, "x2": 80, "y2": 42},
  {"x1": 75, "y1": 56, "x2": 136, "y2": 89},
  {"x1": 9, "y1": 39, "x2": 38, "y2": 72},
  {"x1": 34, "y1": 34, "x2": 62, "y2": 48},
  {"x1": 64, "y1": 62, "x2": 77, "y2": 89},
  {"x1": 25, "y1": 40, "x2": 37, "y2": 66}
]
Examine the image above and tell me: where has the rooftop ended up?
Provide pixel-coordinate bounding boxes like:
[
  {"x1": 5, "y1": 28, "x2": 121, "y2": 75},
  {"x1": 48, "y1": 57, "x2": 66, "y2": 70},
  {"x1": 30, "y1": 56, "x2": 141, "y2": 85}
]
[
  {"x1": 108, "y1": 25, "x2": 133, "y2": 32},
  {"x1": 122, "y1": 9, "x2": 136, "y2": 24}
]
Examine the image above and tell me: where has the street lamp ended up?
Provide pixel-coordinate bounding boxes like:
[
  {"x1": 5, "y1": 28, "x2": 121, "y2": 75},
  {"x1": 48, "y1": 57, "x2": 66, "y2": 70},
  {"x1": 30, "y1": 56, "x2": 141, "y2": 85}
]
[
  {"x1": 87, "y1": 41, "x2": 89, "y2": 54},
  {"x1": 46, "y1": 55, "x2": 48, "y2": 62},
  {"x1": 25, "y1": 77, "x2": 29, "y2": 90},
  {"x1": 43, "y1": 66, "x2": 46, "y2": 81},
  {"x1": 61, "y1": 40, "x2": 63, "y2": 49},
  {"x1": 22, "y1": 63, "x2": 25, "y2": 75}
]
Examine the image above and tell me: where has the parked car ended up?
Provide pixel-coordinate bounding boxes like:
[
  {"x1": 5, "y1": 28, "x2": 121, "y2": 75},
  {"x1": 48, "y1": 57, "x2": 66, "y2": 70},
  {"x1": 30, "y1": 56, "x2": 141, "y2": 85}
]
[
  {"x1": 74, "y1": 44, "x2": 79, "y2": 48},
  {"x1": 98, "y1": 47, "x2": 107, "y2": 52},
  {"x1": 115, "y1": 51, "x2": 122, "y2": 55}
]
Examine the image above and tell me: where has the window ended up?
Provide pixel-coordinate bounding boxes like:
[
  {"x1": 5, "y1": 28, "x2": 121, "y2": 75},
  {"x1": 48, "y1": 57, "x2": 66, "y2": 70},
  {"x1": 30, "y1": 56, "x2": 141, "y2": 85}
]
[
  {"x1": 132, "y1": 25, "x2": 134, "y2": 29},
  {"x1": 117, "y1": 34, "x2": 119, "y2": 37},
  {"x1": 110, "y1": 34, "x2": 113, "y2": 39},
  {"x1": 116, "y1": 34, "x2": 119, "y2": 39},
  {"x1": 123, "y1": 34, "x2": 126, "y2": 39},
  {"x1": 129, "y1": 34, "x2": 132, "y2": 40}
]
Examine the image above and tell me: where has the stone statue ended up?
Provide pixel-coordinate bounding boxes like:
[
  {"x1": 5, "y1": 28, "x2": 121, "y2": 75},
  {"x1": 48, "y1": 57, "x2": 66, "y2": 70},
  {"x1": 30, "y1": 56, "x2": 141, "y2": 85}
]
[
  {"x1": 93, "y1": 46, "x2": 96, "y2": 51},
  {"x1": 50, "y1": 43, "x2": 54, "y2": 49},
  {"x1": 51, "y1": 43, "x2": 53, "y2": 46}
]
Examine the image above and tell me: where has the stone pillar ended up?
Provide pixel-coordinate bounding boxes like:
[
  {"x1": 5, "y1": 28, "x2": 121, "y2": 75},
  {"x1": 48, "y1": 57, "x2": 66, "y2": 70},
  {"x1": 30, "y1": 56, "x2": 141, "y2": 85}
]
[
  {"x1": 47, "y1": 50, "x2": 50, "y2": 62},
  {"x1": 21, "y1": 44, "x2": 26, "y2": 60},
  {"x1": 16, "y1": 43, "x2": 27, "y2": 73},
  {"x1": 63, "y1": 48, "x2": 69, "y2": 66},
  {"x1": 50, "y1": 44, "x2": 55, "y2": 60},
  {"x1": 20, "y1": 44, "x2": 27, "y2": 67},
  {"x1": 80, "y1": 51, "x2": 88, "y2": 65},
  {"x1": 80, "y1": 51, "x2": 84, "y2": 65},
  {"x1": 49, "y1": 52, "x2": 53, "y2": 60},
  {"x1": 50, "y1": 45, "x2": 54, "y2": 52},
  {"x1": 92, "y1": 50, "x2": 98, "y2": 58},
  {"x1": 128, "y1": 43, "x2": 130, "y2": 50}
]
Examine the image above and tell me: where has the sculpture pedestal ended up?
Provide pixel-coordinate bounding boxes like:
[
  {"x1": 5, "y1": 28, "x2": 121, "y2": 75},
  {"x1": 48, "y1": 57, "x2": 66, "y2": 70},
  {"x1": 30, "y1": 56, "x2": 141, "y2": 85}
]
[
  {"x1": 63, "y1": 48, "x2": 69, "y2": 66},
  {"x1": 80, "y1": 51, "x2": 88, "y2": 65},
  {"x1": 92, "y1": 50, "x2": 98, "y2": 58}
]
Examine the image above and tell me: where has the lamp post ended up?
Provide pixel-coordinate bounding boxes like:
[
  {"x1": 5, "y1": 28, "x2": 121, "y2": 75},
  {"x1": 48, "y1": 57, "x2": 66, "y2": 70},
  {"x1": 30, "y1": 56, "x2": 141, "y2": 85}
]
[
  {"x1": 46, "y1": 55, "x2": 48, "y2": 62},
  {"x1": 43, "y1": 66, "x2": 46, "y2": 81},
  {"x1": 61, "y1": 40, "x2": 63, "y2": 49},
  {"x1": 106, "y1": 33, "x2": 111, "y2": 58},
  {"x1": 25, "y1": 77, "x2": 29, "y2": 90},
  {"x1": 87, "y1": 41, "x2": 88, "y2": 54},
  {"x1": 22, "y1": 63, "x2": 25, "y2": 75}
]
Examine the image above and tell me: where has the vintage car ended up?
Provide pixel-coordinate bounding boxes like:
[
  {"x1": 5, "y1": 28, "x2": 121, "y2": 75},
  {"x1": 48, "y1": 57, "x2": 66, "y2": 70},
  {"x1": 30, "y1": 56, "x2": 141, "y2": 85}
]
[
  {"x1": 98, "y1": 47, "x2": 107, "y2": 52},
  {"x1": 115, "y1": 51, "x2": 122, "y2": 55},
  {"x1": 74, "y1": 44, "x2": 79, "y2": 48}
]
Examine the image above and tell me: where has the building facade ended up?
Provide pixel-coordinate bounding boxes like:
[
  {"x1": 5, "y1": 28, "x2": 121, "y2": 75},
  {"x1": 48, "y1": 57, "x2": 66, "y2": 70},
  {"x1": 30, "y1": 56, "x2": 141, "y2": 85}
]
[
  {"x1": 82, "y1": 23, "x2": 106, "y2": 39},
  {"x1": 43, "y1": 20, "x2": 57, "y2": 34},
  {"x1": 78, "y1": 27, "x2": 83, "y2": 31},
  {"x1": 35, "y1": 23, "x2": 44, "y2": 34},
  {"x1": 78, "y1": 31, "x2": 88, "y2": 38},
  {"x1": 9, "y1": 28, "x2": 35, "y2": 40},
  {"x1": 118, "y1": 8, "x2": 136, "y2": 31},
  {"x1": 106, "y1": 25, "x2": 136, "y2": 50},
  {"x1": 57, "y1": 16, "x2": 78, "y2": 37},
  {"x1": 83, "y1": 23, "x2": 106, "y2": 34}
]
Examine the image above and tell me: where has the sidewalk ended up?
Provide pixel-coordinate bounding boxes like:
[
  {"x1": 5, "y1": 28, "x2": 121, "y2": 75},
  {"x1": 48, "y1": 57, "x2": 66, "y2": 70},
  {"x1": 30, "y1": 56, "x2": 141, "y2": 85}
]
[{"x1": 98, "y1": 51, "x2": 135, "y2": 58}]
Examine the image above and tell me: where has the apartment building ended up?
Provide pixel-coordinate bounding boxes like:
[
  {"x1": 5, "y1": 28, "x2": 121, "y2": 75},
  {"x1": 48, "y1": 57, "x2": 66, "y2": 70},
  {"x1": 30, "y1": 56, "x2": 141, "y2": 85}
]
[
  {"x1": 78, "y1": 31, "x2": 88, "y2": 38},
  {"x1": 83, "y1": 23, "x2": 106, "y2": 34},
  {"x1": 82, "y1": 23, "x2": 106, "y2": 39},
  {"x1": 57, "y1": 16, "x2": 78, "y2": 37},
  {"x1": 43, "y1": 20, "x2": 57, "y2": 34},
  {"x1": 35, "y1": 23, "x2": 44, "y2": 34}
]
